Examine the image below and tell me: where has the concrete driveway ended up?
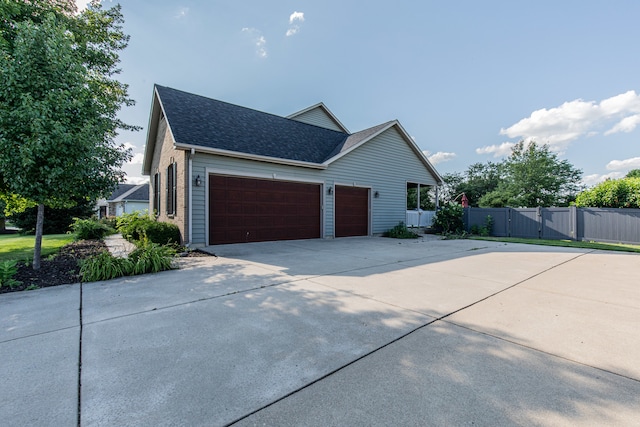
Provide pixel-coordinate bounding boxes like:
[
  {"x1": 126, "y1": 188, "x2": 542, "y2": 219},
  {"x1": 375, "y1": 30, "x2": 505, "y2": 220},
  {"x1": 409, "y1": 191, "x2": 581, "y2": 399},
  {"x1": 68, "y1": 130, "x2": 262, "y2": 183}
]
[{"x1": 1, "y1": 237, "x2": 639, "y2": 426}]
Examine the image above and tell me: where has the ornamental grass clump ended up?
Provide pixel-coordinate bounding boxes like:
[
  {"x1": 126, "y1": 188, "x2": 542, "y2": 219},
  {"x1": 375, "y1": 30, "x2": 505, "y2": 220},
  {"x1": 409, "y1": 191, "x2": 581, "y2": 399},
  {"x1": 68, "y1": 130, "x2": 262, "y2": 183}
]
[
  {"x1": 129, "y1": 243, "x2": 176, "y2": 275},
  {"x1": 80, "y1": 244, "x2": 176, "y2": 282}
]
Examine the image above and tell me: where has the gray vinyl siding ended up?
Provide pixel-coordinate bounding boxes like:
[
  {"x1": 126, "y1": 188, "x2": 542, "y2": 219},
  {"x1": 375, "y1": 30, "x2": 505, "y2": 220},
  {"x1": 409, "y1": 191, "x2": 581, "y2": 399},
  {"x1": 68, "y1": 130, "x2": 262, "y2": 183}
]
[
  {"x1": 290, "y1": 108, "x2": 344, "y2": 132},
  {"x1": 189, "y1": 125, "x2": 438, "y2": 245},
  {"x1": 328, "y1": 126, "x2": 437, "y2": 234}
]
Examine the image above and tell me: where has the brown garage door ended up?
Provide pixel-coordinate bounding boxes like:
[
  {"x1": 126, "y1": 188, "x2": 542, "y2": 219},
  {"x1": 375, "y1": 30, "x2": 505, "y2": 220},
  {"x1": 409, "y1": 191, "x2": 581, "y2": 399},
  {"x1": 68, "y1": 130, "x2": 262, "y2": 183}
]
[
  {"x1": 335, "y1": 186, "x2": 369, "y2": 237},
  {"x1": 209, "y1": 175, "x2": 321, "y2": 245}
]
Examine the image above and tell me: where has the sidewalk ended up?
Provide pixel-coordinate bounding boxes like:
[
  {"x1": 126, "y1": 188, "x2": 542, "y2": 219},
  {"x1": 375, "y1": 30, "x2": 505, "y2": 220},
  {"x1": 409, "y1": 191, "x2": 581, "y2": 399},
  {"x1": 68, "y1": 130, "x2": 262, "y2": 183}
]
[{"x1": 103, "y1": 234, "x2": 136, "y2": 257}]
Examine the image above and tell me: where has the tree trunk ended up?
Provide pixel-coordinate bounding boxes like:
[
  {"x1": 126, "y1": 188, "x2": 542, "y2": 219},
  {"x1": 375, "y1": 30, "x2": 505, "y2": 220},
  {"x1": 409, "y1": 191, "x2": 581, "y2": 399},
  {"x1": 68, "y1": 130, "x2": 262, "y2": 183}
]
[
  {"x1": 0, "y1": 217, "x2": 5, "y2": 233},
  {"x1": 33, "y1": 203, "x2": 45, "y2": 270}
]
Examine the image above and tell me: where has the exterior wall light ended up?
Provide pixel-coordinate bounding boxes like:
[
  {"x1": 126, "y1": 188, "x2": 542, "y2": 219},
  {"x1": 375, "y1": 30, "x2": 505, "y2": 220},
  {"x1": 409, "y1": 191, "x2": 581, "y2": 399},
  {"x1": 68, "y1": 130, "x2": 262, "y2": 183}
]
[
  {"x1": 374, "y1": 191, "x2": 380, "y2": 198},
  {"x1": 327, "y1": 186, "x2": 333, "y2": 195},
  {"x1": 195, "y1": 175, "x2": 202, "y2": 187}
]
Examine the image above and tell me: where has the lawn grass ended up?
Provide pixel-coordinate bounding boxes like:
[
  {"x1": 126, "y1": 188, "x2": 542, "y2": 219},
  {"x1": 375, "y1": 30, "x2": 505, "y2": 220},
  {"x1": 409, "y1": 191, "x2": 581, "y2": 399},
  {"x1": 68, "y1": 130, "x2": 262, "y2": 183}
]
[
  {"x1": 0, "y1": 233, "x2": 75, "y2": 262},
  {"x1": 470, "y1": 236, "x2": 640, "y2": 253}
]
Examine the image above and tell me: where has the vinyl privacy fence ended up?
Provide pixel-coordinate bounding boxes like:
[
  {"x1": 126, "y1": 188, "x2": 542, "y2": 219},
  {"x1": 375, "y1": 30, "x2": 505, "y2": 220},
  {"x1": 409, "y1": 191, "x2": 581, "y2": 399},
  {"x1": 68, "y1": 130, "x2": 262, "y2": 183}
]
[{"x1": 464, "y1": 207, "x2": 640, "y2": 244}]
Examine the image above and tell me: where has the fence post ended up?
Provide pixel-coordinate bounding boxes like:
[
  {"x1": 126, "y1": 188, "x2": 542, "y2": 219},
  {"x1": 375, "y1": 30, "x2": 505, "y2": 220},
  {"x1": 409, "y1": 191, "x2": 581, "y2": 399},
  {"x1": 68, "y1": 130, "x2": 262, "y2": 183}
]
[
  {"x1": 570, "y1": 205, "x2": 577, "y2": 241},
  {"x1": 537, "y1": 206, "x2": 542, "y2": 239}
]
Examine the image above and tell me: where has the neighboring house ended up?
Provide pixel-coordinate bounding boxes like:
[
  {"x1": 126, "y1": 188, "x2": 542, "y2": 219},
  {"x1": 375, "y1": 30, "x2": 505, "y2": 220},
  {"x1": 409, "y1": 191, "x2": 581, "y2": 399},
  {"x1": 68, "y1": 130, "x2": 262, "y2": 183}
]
[
  {"x1": 142, "y1": 84, "x2": 443, "y2": 246},
  {"x1": 96, "y1": 183, "x2": 150, "y2": 218}
]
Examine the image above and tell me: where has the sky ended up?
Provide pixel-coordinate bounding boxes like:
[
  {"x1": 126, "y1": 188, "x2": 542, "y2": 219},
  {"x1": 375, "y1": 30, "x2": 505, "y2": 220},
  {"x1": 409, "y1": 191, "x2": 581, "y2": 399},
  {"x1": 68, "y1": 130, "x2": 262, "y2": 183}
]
[{"x1": 77, "y1": 0, "x2": 640, "y2": 186}]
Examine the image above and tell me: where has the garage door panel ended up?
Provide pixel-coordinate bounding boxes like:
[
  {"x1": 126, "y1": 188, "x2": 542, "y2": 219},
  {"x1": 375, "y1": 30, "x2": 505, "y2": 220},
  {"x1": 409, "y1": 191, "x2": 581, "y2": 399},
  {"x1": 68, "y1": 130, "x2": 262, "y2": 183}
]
[
  {"x1": 335, "y1": 186, "x2": 369, "y2": 237},
  {"x1": 209, "y1": 175, "x2": 321, "y2": 245}
]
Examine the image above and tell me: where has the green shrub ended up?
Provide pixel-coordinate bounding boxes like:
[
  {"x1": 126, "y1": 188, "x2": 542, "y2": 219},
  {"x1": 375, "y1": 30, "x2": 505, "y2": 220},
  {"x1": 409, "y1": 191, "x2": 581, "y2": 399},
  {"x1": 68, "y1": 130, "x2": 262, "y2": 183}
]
[
  {"x1": 433, "y1": 203, "x2": 464, "y2": 234},
  {"x1": 80, "y1": 251, "x2": 134, "y2": 282},
  {"x1": 469, "y1": 215, "x2": 494, "y2": 237},
  {"x1": 0, "y1": 260, "x2": 22, "y2": 289},
  {"x1": 71, "y1": 217, "x2": 113, "y2": 240},
  {"x1": 100, "y1": 216, "x2": 117, "y2": 229},
  {"x1": 383, "y1": 222, "x2": 420, "y2": 239},
  {"x1": 140, "y1": 221, "x2": 181, "y2": 245},
  {"x1": 129, "y1": 243, "x2": 176, "y2": 275},
  {"x1": 116, "y1": 212, "x2": 181, "y2": 246},
  {"x1": 116, "y1": 211, "x2": 150, "y2": 242}
]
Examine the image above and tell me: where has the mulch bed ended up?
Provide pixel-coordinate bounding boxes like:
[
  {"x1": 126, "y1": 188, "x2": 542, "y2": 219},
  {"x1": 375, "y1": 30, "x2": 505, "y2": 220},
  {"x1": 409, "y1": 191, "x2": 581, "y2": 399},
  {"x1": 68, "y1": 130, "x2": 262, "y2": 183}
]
[
  {"x1": 3, "y1": 240, "x2": 107, "y2": 294},
  {"x1": 2, "y1": 240, "x2": 213, "y2": 294}
]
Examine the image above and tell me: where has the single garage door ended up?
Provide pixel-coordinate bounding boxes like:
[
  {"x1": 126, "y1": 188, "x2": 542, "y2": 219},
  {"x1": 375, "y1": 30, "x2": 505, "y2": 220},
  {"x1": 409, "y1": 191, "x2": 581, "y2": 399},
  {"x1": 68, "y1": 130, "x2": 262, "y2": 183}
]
[
  {"x1": 335, "y1": 186, "x2": 369, "y2": 237},
  {"x1": 209, "y1": 175, "x2": 321, "y2": 245}
]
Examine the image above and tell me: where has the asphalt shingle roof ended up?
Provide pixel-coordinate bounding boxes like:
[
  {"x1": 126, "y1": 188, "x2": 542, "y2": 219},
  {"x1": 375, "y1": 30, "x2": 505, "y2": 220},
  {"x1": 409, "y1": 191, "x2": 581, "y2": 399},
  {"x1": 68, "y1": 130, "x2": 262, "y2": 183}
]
[
  {"x1": 108, "y1": 184, "x2": 137, "y2": 200},
  {"x1": 109, "y1": 184, "x2": 149, "y2": 202},
  {"x1": 155, "y1": 85, "x2": 351, "y2": 164}
]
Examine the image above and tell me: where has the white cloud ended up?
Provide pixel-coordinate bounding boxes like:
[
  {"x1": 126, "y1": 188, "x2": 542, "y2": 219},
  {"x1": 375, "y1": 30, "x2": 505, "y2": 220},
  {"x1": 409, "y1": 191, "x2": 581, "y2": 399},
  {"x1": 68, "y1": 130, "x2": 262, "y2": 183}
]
[
  {"x1": 242, "y1": 28, "x2": 267, "y2": 58},
  {"x1": 606, "y1": 156, "x2": 640, "y2": 171},
  {"x1": 289, "y1": 11, "x2": 305, "y2": 24},
  {"x1": 475, "y1": 142, "x2": 515, "y2": 157},
  {"x1": 605, "y1": 114, "x2": 640, "y2": 135},
  {"x1": 423, "y1": 151, "x2": 456, "y2": 165},
  {"x1": 496, "y1": 90, "x2": 640, "y2": 152},
  {"x1": 176, "y1": 7, "x2": 189, "y2": 19},
  {"x1": 581, "y1": 172, "x2": 624, "y2": 186},
  {"x1": 286, "y1": 11, "x2": 304, "y2": 37},
  {"x1": 75, "y1": 0, "x2": 91, "y2": 12},
  {"x1": 126, "y1": 176, "x2": 149, "y2": 185},
  {"x1": 129, "y1": 152, "x2": 144, "y2": 165}
]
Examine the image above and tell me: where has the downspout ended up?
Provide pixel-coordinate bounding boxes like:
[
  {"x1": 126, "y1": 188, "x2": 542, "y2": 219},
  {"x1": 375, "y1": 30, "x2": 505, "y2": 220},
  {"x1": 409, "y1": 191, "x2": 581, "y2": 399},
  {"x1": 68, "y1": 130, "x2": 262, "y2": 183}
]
[{"x1": 187, "y1": 148, "x2": 194, "y2": 247}]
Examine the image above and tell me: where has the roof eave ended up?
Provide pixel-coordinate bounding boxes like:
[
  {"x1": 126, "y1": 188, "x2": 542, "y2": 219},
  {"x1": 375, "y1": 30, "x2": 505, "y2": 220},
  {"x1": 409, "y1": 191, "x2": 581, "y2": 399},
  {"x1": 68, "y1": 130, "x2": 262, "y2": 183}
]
[
  {"x1": 174, "y1": 143, "x2": 328, "y2": 170},
  {"x1": 142, "y1": 85, "x2": 179, "y2": 176}
]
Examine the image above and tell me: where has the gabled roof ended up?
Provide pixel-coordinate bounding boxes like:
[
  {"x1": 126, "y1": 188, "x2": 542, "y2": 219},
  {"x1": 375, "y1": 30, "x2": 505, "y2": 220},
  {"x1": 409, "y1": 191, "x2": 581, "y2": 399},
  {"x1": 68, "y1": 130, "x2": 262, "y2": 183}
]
[
  {"x1": 143, "y1": 85, "x2": 442, "y2": 184},
  {"x1": 287, "y1": 102, "x2": 350, "y2": 133},
  {"x1": 108, "y1": 183, "x2": 149, "y2": 202},
  {"x1": 147, "y1": 85, "x2": 348, "y2": 169}
]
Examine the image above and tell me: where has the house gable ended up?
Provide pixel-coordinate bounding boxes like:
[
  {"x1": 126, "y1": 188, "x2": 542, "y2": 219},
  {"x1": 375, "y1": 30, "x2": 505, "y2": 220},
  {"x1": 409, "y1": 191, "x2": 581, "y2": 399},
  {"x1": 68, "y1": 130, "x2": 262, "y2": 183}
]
[
  {"x1": 287, "y1": 103, "x2": 350, "y2": 133},
  {"x1": 324, "y1": 121, "x2": 443, "y2": 185}
]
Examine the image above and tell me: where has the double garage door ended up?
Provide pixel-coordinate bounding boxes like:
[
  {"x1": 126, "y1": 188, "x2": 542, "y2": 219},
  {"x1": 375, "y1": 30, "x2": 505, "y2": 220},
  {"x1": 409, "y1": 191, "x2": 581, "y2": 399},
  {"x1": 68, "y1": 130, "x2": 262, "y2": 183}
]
[{"x1": 209, "y1": 175, "x2": 369, "y2": 245}]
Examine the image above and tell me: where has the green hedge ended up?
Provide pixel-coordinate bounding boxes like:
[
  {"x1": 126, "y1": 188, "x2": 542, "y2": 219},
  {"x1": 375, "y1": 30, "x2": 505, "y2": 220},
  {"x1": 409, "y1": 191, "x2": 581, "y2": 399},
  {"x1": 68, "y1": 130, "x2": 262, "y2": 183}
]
[{"x1": 116, "y1": 212, "x2": 181, "y2": 245}]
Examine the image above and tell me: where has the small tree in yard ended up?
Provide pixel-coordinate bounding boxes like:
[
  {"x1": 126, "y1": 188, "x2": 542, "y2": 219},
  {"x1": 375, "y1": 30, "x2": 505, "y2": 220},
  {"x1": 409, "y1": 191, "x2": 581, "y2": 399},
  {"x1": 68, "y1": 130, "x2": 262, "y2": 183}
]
[
  {"x1": 0, "y1": 1, "x2": 137, "y2": 269},
  {"x1": 432, "y1": 202, "x2": 464, "y2": 234}
]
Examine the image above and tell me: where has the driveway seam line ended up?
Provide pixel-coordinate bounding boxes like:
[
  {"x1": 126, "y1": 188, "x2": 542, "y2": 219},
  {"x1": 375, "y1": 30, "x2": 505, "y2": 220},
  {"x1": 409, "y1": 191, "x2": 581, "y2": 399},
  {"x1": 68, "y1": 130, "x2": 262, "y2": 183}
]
[
  {"x1": 225, "y1": 250, "x2": 593, "y2": 426},
  {"x1": 0, "y1": 325, "x2": 79, "y2": 344},
  {"x1": 77, "y1": 280, "x2": 83, "y2": 427}
]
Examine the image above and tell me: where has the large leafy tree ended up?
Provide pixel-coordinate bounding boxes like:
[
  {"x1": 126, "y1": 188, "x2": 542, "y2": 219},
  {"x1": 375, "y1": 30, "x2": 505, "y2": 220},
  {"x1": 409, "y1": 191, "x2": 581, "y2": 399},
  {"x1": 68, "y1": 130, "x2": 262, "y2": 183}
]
[
  {"x1": 477, "y1": 141, "x2": 582, "y2": 207},
  {"x1": 0, "y1": 1, "x2": 136, "y2": 269},
  {"x1": 626, "y1": 169, "x2": 640, "y2": 179},
  {"x1": 442, "y1": 162, "x2": 502, "y2": 207}
]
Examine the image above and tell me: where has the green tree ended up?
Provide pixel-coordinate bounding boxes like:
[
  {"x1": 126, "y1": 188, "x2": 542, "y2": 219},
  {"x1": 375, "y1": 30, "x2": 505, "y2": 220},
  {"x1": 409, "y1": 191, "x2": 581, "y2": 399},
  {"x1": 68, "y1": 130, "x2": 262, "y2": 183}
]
[
  {"x1": 574, "y1": 177, "x2": 640, "y2": 208},
  {"x1": 479, "y1": 141, "x2": 582, "y2": 207},
  {"x1": 0, "y1": 2, "x2": 135, "y2": 269},
  {"x1": 626, "y1": 169, "x2": 640, "y2": 178},
  {"x1": 443, "y1": 162, "x2": 502, "y2": 206}
]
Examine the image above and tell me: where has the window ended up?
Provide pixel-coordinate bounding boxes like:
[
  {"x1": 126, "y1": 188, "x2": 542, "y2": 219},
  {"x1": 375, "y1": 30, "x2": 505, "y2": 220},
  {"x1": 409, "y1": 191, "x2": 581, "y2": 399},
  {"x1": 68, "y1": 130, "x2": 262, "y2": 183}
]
[
  {"x1": 153, "y1": 172, "x2": 161, "y2": 216},
  {"x1": 166, "y1": 162, "x2": 177, "y2": 216}
]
